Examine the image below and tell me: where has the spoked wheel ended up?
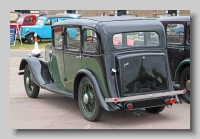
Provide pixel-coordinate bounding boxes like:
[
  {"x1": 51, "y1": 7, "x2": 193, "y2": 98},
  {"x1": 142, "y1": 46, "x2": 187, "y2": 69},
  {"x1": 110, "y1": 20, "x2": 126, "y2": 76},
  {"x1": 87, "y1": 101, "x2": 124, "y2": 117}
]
[
  {"x1": 180, "y1": 67, "x2": 190, "y2": 103},
  {"x1": 78, "y1": 76, "x2": 103, "y2": 121},
  {"x1": 24, "y1": 65, "x2": 40, "y2": 98},
  {"x1": 145, "y1": 105, "x2": 165, "y2": 113}
]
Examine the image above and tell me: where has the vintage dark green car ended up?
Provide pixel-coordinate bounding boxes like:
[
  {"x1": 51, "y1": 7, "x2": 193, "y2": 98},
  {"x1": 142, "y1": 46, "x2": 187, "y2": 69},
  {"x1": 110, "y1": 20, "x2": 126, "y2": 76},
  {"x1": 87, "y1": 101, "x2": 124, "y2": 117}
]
[{"x1": 18, "y1": 16, "x2": 186, "y2": 121}]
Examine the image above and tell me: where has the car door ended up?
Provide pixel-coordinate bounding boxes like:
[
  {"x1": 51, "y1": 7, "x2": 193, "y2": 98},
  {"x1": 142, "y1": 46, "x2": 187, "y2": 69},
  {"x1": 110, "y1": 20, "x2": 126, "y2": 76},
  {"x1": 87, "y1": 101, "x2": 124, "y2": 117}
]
[
  {"x1": 63, "y1": 25, "x2": 82, "y2": 92},
  {"x1": 165, "y1": 21, "x2": 187, "y2": 81},
  {"x1": 50, "y1": 25, "x2": 66, "y2": 91},
  {"x1": 42, "y1": 18, "x2": 52, "y2": 38}
]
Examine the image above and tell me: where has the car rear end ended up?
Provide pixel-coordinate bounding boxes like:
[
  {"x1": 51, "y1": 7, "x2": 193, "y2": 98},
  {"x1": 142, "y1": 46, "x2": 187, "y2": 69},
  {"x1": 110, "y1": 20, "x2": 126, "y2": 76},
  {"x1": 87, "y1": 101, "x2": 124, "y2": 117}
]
[{"x1": 99, "y1": 18, "x2": 186, "y2": 111}]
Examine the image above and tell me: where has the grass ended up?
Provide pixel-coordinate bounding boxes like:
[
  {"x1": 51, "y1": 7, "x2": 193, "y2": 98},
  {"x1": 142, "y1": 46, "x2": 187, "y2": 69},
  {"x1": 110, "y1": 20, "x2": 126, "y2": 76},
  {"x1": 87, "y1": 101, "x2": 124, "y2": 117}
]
[{"x1": 10, "y1": 39, "x2": 51, "y2": 50}]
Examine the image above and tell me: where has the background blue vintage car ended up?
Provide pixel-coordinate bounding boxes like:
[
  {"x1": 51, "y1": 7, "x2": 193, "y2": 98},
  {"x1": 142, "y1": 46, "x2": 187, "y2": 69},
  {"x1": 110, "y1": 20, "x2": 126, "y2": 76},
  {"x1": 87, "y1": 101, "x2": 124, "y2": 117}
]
[{"x1": 20, "y1": 14, "x2": 82, "y2": 44}]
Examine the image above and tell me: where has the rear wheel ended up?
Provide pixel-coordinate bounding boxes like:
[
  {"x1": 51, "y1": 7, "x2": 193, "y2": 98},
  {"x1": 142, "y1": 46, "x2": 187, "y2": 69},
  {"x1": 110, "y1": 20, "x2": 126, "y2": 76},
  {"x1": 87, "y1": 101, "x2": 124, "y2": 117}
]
[
  {"x1": 180, "y1": 67, "x2": 190, "y2": 103},
  {"x1": 78, "y1": 76, "x2": 103, "y2": 121},
  {"x1": 24, "y1": 65, "x2": 40, "y2": 98},
  {"x1": 145, "y1": 105, "x2": 165, "y2": 113}
]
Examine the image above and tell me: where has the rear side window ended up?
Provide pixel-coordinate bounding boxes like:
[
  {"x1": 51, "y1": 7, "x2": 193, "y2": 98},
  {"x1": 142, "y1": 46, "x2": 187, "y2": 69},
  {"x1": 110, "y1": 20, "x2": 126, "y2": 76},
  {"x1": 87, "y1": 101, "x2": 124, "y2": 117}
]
[
  {"x1": 53, "y1": 26, "x2": 63, "y2": 49},
  {"x1": 83, "y1": 29, "x2": 98, "y2": 52},
  {"x1": 113, "y1": 32, "x2": 159, "y2": 49},
  {"x1": 167, "y1": 24, "x2": 184, "y2": 45}
]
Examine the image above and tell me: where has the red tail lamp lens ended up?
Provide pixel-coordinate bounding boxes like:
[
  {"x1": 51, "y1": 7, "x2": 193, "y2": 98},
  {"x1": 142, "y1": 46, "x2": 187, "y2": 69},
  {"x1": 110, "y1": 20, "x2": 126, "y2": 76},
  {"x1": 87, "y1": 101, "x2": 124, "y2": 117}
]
[
  {"x1": 113, "y1": 98, "x2": 118, "y2": 102},
  {"x1": 127, "y1": 103, "x2": 133, "y2": 109},
  {"x1": 170, "y1": 98, "x2": 175, "y2": 104}
]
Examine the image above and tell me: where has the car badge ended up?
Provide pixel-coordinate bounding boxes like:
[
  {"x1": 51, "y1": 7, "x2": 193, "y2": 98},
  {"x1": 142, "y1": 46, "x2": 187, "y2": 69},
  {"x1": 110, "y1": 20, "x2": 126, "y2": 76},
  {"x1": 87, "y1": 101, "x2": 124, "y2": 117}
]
[{"x1": 124, "y1": 62, "x2": 129, "y2": 67}]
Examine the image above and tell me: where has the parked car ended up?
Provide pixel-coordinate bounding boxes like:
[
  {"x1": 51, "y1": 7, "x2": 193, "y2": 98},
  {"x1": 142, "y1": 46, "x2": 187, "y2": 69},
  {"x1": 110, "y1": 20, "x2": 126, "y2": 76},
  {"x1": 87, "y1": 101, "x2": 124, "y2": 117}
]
[
  {"x1": 10, "y1": 14, "x2": 37, "y2": 29},
  {"x1": 20, "y1": 15, "x2": 81, "y2": 44},
  {"x1": 18, "y1": 16, "x2": 186, "y2": 121},
  {"x1": 157, "y1": 16, "x2": 190, "y2": 103}
]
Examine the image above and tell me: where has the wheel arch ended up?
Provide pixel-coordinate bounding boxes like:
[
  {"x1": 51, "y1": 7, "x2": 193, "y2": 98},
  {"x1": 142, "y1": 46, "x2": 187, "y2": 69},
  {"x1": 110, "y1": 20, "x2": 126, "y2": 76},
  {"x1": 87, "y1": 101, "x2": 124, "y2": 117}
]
[
  {"x1": 175, "y1": 59, "x2": 190, "y2": 84},
  {"x1": 73, "y1": 69, "x2": 112, "y2": 111},
  {"x1": 25, "y1": 32, "x2": 41, "y2": 40}
]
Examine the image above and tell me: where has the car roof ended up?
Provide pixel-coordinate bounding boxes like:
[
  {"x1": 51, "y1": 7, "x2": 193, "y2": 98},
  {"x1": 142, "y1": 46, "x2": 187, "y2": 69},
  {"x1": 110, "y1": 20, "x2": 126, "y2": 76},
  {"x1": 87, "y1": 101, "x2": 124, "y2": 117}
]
[
  {"x1": 53, "y1": 16, "x2": 157, "y2": 26},
  {"x1": 157, "y1": 16, "x2": 190, "y2": 22},
  {"x1": 82, "y1": 16, "x2": 156, "y2": 22},
  {"x1": 20, "y1": 14, "x2": 36, "y2": 17},
  {"x1": 53, "y1": 16, "x2": 166, "y2": 53}
]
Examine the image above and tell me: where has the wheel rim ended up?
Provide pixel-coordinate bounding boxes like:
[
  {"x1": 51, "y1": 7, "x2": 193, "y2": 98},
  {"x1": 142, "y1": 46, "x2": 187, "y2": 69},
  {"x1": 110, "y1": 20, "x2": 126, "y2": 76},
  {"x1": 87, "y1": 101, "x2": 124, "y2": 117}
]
[
  {"x1": 183, "y1": 72, "x2": 190, "y2": 96},
  {"x1": 25, "y1": 68, "x2": 33, "y2": 94},
  {"x1": 81, "y1": 82, "x2": 95, "y2": 116},
  {"x1": 29, "y1": 35, "x2": 34, "y2": 43}
]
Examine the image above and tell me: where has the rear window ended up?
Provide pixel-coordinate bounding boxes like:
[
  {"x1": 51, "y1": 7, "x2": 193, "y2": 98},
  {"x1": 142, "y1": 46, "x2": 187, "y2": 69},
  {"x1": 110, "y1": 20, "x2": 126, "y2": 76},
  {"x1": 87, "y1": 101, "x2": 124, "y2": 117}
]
[{"x1": 113, "y1": 32, "x2": 160, "y2": 49}]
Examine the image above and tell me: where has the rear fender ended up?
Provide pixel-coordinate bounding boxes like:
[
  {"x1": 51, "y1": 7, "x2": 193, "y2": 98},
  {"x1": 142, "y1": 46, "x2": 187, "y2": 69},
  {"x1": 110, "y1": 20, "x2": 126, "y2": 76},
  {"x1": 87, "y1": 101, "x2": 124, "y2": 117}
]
[{"x1": 74, "y1": 69, "x2": 115, "y2": 111}]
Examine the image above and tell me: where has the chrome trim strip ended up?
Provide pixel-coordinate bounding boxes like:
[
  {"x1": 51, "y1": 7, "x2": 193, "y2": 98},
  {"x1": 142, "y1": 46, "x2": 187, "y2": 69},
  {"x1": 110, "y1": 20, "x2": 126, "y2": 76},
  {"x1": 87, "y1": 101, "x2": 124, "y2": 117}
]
[{"x1": 105, "y1": 90, "x2": 185, "y2": 102}]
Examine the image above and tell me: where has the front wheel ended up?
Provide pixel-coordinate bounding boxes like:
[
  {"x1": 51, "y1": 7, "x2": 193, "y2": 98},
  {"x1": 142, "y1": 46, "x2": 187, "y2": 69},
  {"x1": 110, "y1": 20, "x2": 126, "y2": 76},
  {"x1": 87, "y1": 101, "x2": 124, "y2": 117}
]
[
  {"x1": 27, "y1": 34, "x2": 35, "y2": 44},
  {"x1": 24, "y1": 65, "x2": 40, "y2": 98},
  {"x1": 180, "y1": 67, "x2": 190, "y2": 103},
  {"x1": 145, "y1": 105, "x2": 165, "y2": 113},
  {"x1": 78, "y1": 76, "x2": 103, "y2": 121}
]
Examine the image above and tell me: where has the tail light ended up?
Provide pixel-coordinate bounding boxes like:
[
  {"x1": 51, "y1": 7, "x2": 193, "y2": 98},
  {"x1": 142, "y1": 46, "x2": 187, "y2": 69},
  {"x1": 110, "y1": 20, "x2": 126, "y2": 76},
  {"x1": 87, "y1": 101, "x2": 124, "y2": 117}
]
[
  {"x1": 164, "y1": 97, "x2": 176, "y2": 105},
  {"x1": 126, "y1": 103, "x2": 133, "y2": 110}
]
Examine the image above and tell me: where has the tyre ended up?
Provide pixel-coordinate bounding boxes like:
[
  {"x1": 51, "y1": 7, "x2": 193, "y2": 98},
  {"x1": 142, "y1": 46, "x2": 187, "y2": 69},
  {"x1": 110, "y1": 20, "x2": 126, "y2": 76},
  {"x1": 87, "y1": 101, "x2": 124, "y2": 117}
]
[
  {"x1": 27, "y1": 34, "x2": 35, "y2": 44},
  {"x1": 145, "y1": 105, "x2": 165, "y2": 113},
  {"x1": 24, "y1": 65, "x2": 40, "y2": 98},
  {"x1": 180, "y1": 67, "x2": 190, "y2": 104},
  {"x1": 78, "y1": 76, "x2": 103, "y2": 121}
]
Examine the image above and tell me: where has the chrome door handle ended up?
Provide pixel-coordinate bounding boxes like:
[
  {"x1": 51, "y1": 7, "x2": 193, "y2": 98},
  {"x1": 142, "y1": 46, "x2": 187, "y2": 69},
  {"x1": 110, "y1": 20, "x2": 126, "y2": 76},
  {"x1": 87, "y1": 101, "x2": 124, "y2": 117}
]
[{"x1": 179, "y1": 48, "x2": 184, "y2": 52}]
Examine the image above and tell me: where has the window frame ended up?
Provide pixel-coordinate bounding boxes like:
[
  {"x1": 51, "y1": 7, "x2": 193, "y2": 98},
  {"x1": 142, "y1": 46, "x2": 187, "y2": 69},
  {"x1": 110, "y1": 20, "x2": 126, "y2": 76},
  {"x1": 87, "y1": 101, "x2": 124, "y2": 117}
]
[
  {"x1": 63, "y1": 25, "x2": 81, "y2": 53},
  {"x1": 112, "y1": 31, "x2": 160, "y2": 49},
  {"x1": 82, "y1": 28, "x2": 100, "y2": 54},
  {"x1": 166, "y1": 23, "x2": 185, "y2": 46},
  {"x1": 52, "y1": 25, "x2": 64, "y2": 50}
]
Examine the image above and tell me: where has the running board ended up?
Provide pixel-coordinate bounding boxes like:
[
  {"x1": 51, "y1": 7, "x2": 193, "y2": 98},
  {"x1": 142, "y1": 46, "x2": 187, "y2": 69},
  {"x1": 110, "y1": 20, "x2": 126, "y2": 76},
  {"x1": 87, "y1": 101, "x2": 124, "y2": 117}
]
[
  {"x1": 42, "y1": 83, "x2": 73, "y2": 98},
  {"x1": 105, "y1": 90, "x2": 186, "y2": 102}
]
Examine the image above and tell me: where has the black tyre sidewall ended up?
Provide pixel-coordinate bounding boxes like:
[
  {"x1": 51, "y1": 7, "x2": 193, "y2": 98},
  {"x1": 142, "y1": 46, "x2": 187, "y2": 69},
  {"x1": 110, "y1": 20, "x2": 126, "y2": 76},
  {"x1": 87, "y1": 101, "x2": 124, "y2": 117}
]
[
  {"x1": 27, "y1": 34, "x2": 34, "y2": 44},
  {"x1": 24, "y1": 65, "x2": 40, "y2": 98},
  {"x1": 180, "y1": 67, "x2": 190, "y2": 103},
  {"x1": 78, "y1": 76, "x2": 103, "y2": 121}
]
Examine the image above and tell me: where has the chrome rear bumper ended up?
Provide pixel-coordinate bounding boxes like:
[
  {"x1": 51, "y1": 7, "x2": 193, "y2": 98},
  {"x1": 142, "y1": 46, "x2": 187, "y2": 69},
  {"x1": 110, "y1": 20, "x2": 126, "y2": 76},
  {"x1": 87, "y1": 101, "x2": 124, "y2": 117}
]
[{"x1": 105, "y1": 90, "x2": 186, "y2": 102}]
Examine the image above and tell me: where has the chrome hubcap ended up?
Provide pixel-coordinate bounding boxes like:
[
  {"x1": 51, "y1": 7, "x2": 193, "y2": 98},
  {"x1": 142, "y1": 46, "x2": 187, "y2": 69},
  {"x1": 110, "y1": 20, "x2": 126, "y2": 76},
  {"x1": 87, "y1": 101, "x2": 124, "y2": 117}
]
[
  {"x1": 26, "y1": 77, "x2": 29, "y2": 85},
  {"x1": 186, "y1": 80, "x2": 190, "y2": 91},
  {"x1": 83, "y1": 94, "x2": 89, "y2": 104}
]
